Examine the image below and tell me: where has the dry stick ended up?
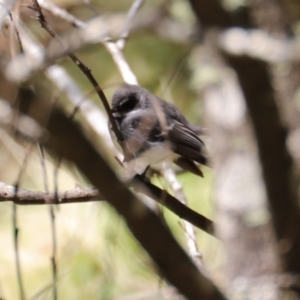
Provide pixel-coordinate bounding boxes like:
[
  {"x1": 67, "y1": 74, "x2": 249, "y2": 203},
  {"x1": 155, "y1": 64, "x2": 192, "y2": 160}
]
[
  {"x1": 103, "y1": 41, "x2": 138, "y2": 84},
  {"x1": 116, "y1": 0, "x2": 145, "y2": 50},
  {"x1": 0, "y1": 182, "x2": 100, "y2": 204},
  {"x1": 12, "y1": 145, "x2": 34, "y2": 300},
  {"x1": 67, "y1": 53, "x2": 121, "y2": 141},
  {"x1": 53, "y1": 157, "x2": 61, "y2": 209},
  {"x1": 133, "y1": 176, "x2": 215, "y2": 237},
  {"x1": 103, "y1": 0, "x2": 143, "y2": 83},
  {"x1": 9, "y1": 12, "x2": 24, "y2": 53},
  {"x1": 12, "y1": 202, "x2": 25, "y2": 300},
  {"x1": 38, "y1": 144, "x2": 57, "y2": 300},
  {"x1": 162, "y1": 163, "x2": 203, "y2": 268}
]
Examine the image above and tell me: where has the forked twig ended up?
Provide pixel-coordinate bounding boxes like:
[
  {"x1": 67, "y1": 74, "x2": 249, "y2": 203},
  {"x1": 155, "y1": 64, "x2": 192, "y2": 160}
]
[{"x1": 117, "y1": 0, "x2": 145, "y2": 49}]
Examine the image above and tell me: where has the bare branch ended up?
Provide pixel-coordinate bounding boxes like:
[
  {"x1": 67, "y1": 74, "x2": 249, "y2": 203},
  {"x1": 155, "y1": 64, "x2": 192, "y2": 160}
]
[
  {"x1": 132, "y1": 176, "x2": 215, "y2": 237},
  {"x1": 0, "y1": 182, "x2": 100, "y2": 204},
  {"x1": 162, "y1": 162, "x2": 203, "y2": 268},
  {"x1": 12, "y1": 203, "x2": 26, "y2": 300},
  {"x1": 104, "y1": 41, "x2": 138, "y2": 84},
  {"x1": 38, "y1": 144, "x2": 57, "y2": 300},
  {"x1": 116, "y1": 0, "x2": 145, "y2": 49}
]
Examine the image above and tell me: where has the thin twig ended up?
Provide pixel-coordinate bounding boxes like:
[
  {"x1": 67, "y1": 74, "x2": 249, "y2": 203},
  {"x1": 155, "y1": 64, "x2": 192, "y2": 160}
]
[
  {"x1": 0, "y1": 182, "x2": 100, "y2": 204},
  {"x1": 103, "y1": 0, "x2": 144, "y2": 84},
  {"x1": 116, "y1": 0, "x2": 145, "y2": 49},
  {"x1": 12, "y1": 145, "x2": 34, "y2": 300},
  {"x1": 68, "y1": 53, "x2": 122, "y2": 141},
  {"x1": 9, "y1": 12, "x2": 24, "y2": 54},
  {"x1": 12, "y1": 201, "x2": 26, "y2": 300},
  {"x1": 38, "y1": 144, "x2": 57, "y2": 300},
  {"x1": 162, "y1": 163, "x2": 203, "y2": 268},
  {"x1": 103, "y1": 42, "x2": 138, "y2": 84},
  {"x1": 132, "y1": 176, "x2": 215, "y2": 237},
  {"x1": 31, "y1": 0, "x2": 58, "y2": 39}
]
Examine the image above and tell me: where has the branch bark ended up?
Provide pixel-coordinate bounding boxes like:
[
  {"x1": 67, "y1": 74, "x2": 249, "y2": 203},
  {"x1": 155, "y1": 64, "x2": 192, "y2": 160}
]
[{"x1": 0, "y1": 182, "x2": 100, "y2": 204}]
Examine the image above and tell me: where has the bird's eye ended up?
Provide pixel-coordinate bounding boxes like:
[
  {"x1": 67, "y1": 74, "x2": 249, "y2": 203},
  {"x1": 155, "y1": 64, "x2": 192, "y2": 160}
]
[{"x1": 119, "y1": 96, "x2": 137, "y2": 112}]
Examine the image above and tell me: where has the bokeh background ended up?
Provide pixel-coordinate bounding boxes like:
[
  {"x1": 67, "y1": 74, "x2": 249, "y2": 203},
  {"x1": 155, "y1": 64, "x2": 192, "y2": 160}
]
[{"x1": 1, "y1": 0, "x2": 300, "y2": 298}]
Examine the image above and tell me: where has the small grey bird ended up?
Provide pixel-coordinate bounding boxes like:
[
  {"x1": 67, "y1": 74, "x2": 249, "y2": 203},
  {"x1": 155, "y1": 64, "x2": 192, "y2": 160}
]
[{"x1": 110, "y1": 84, "x2": 207, "y2": 177}]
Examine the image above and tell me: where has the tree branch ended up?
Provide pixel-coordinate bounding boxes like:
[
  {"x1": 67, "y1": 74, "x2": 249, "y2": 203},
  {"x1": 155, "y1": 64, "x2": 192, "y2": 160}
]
[{"x1": 0, "y1": 182, "x2": 100, "y2": 205}]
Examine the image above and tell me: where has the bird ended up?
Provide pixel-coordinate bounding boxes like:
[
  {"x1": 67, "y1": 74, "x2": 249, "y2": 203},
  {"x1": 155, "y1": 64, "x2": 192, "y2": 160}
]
[{"x1": 109, "y1": 84, "x2": 207, "y2": 178}]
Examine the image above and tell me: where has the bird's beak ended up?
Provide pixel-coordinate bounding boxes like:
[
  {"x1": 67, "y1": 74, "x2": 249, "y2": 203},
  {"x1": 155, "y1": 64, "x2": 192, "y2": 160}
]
[{"x1": 112, "y1": 111, "x2": 122, "y2": 118}]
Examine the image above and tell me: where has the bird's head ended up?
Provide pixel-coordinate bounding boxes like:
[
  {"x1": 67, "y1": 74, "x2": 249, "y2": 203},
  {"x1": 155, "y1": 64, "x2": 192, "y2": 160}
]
[{"x1": 111, "y1": 84, "x2": 149, "y2": 118}]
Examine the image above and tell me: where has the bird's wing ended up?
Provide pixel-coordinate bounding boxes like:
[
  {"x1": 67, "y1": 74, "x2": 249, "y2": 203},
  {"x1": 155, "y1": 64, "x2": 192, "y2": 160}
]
[{"x1": 168, "y1": 121, "x2": 207, "y2": 165}]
